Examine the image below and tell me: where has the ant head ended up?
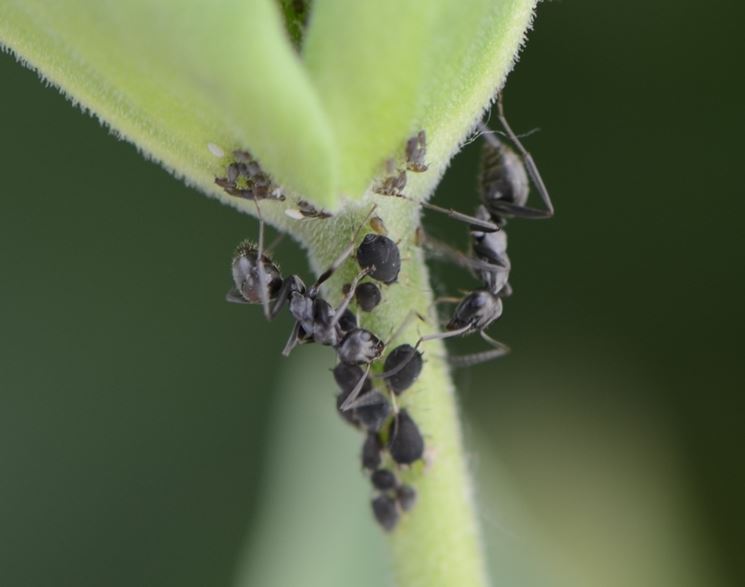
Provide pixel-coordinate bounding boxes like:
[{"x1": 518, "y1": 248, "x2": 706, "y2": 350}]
[{"x1": 338, "y1": 328, "x2": 385, "y2": 365}]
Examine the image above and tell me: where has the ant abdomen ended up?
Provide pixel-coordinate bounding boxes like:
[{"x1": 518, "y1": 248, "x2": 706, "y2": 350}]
[{"x1": 228, "y1": 241, "x2": 282, "y2": 304}]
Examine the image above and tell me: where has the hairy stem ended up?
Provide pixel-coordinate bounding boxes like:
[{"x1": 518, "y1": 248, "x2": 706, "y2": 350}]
[{"x1": 291, "y1": 192, "x2": 488, "y2": 587}]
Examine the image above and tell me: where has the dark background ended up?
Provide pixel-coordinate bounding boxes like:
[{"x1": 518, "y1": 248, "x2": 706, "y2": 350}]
[{"x1": 1, "y1": 2, "x2": 743, "y2": 586}]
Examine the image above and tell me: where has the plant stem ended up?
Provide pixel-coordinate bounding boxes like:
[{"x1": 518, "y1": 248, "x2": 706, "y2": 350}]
[{"x1": 294, "y1": 192, "x2": 489, "y2": 587}]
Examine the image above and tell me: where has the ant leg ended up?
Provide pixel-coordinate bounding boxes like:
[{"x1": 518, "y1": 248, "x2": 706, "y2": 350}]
[
  {"x1": 226, "y1": 288, "x2": 250, "y2": 304},
  {"x1": 281, "y1": 322, "x2": 303, "y2": 357},
  {"x1": 343, "y1": 388, "x2": 390, "y2": 411},
  {"x1": 269, "y1": 275, "x2": 297, "y2": 319},
  {"x1": 330, "y1": 268, "x2": 370, "y2": 328},
  {"x1": 419, "y1": 201, "x2": 500, "y2": 232},
  {"x1": 481, "y1": 93, "x2": 554, "y2": 218},
  {"x1": 418, "y1": 322, "x2": 473, "y2": 343},
  {"x1": 265, "y1": 232, "x2": 286, "y2": 255},
  {"x1": 448, "y1": 330, "x2": 510, "y2": 368},
  {"x1": 252, "y1": 201, "x2": 272, "y2": 321},
  {"x1": 310, "y1": 205, "x2": 378, "y2": 294},
  {"x1": 423, "y1": 233, "x2": 509, "y2": 274},
  {"x1": 378, "y1": 192, "x2": 500, "y2": 232},
  {"x1": 339, "y1": 363, "x2": 372, "y2": 411}
]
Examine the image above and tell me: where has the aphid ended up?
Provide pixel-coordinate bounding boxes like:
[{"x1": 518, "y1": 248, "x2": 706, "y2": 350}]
[
  {"x1": 361, "y1": 432, "x2": 383, "y2": 470},
  {"x1": 396, "y1": 484, "x2": 417, "y2": 511},
  {"x1": 374, "y1": 160, "x2": 407, "y2": 196},
  {"x1": 371, "y1": 495, "x2": 399, "y2": 532},
  {"x1": 405, "y1": 130, "x2": 428, "y2": 172},
  {"x1": 354, "y1": 282, "x2": 382, "y2": 312},
  {"x1": 389, "y1": 410, "x2": 425, "y2": 465},
  {"x1": 371, "y1": 469, "x2": 398, "y2": 491},
  {"x1": 477, "y1": 94, "x2": 554, "y2": 222},
  {"x1": 382, "y1": 344, "x2": 423, "y2": 394},
  {"x1": 337, "y1": 328, "x2": 385, "y2": 365},
  {"x1": 356, "y1": 234, "x2": 402, "y2": 284},
  {"x1": 285, "y1": 199, "x2": 332, "y2": 220},
  {"x1": 215, "y1": 149, "x2": 284, "y2": 201},
  {"x1": 369, "y1": 216, "x2": 388, "y2": 235},
  {"x1": 226, "y1": 241, "x2": 283, "y2": 304}
]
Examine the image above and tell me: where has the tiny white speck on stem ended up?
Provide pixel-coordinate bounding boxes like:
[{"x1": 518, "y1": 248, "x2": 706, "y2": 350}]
[{"x1": 207, "y1": 142, "x2": 225, "y2": 158}]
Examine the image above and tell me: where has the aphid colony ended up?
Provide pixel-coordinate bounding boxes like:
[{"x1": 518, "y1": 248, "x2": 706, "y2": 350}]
[{"x1": 216, "y1": 94, "x2": 553, "y2": 532}]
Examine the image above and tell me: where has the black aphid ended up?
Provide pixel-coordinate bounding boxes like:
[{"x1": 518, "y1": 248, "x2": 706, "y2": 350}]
[
  {"x1": 337, "y1": 328, "x2": 385, "y2": 365},
  {"x1": 389, "y1": 409, "x2": 425, "y2": 465},
  {"x1": 361, "y1": 432, "x2": 382, "y2": 471},
  {"x1": 371, "y1": 469, "x2": 398, "y2": 491},
  {"x1": 396, "y1": 484, "x2": 417, "y2": 512},
  {"x1": 371, "y1": 495, "x2": 399, "y2": 532},
  {"x1": 405, "y1": 130, "x2": 428, "y2": 172},
  {"x1": 354, "y1": 282, "x2": 382, "y2": 312},
  {"x1": 356, "y1": 234, "x2": 401, "y2": 284},
  {"x1": 382, "y1": 344, "x2": 423, "y2": 395}
]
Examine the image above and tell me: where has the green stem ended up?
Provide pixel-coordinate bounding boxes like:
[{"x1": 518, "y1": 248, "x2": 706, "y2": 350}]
[{"x1": 293, "y1": 192, "x2": 488, "y2": 587}]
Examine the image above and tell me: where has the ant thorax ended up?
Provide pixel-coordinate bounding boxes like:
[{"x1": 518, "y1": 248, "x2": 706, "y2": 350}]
[{"x1": 480, "y1": 140, "x2": 530, "y2": 209}]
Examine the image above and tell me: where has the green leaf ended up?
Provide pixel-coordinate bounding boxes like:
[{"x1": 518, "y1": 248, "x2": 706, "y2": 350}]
[
  {"x1": 303, "y1": 0, "x2": 436, "y2": 198},
  {"x1": 0, "y1": 0, "x2": 338, "y2": 206},
  {"x1": 416, "y1": 0, "x2": 538, "y2": 167}
]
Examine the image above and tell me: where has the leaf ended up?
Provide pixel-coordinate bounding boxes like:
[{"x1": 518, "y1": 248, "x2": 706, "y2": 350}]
[
  {"x1": 416, "y1": 0, "x2": 538, "y2": 167},
  {"x1": 0, "y1": 0, "x2": 339, "y2": 207},
  {"x1": 301, "y1": 0, "x2": 538, "y2": 202},
  {"x1": 303, "y1": 0, "x2": 436, "y2": 198}
]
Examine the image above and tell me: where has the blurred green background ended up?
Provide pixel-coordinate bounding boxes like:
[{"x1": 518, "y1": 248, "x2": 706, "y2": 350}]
[{"x1": 1, "y1": 1, "x2": 743, "y2": 586}]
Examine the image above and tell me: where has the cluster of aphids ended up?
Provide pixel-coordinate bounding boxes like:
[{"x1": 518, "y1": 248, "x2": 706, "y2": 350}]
[{"x1": 213, "y1": 94, "x2": 554, "y2": 532}]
